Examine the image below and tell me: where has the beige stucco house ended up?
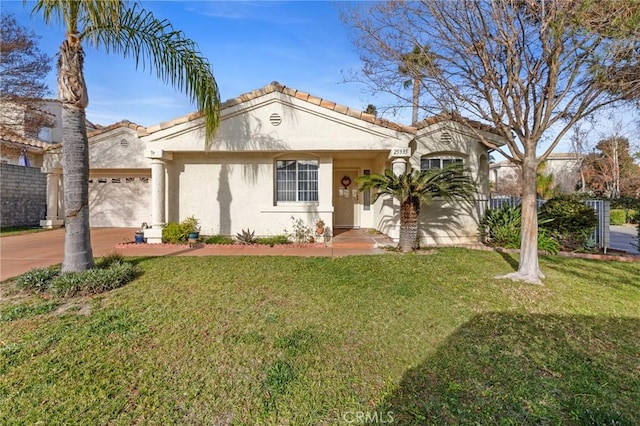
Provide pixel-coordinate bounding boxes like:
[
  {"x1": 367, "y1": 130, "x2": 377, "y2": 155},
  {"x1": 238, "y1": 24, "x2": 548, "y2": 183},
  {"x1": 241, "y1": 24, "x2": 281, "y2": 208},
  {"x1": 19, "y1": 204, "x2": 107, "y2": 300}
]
[{"x1": 42, "y1": 82, "x2": 504, "y2": 245}]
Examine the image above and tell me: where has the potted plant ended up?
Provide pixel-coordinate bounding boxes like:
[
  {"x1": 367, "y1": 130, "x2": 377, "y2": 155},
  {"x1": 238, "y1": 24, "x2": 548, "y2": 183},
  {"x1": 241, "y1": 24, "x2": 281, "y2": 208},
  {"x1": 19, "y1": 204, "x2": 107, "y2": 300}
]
[
  {"x1": 182, "y1": 215, "x2": 200, "y2": 243},
  {"x1": 315, "y1": 219, "x2": 325, "y2": 236}
]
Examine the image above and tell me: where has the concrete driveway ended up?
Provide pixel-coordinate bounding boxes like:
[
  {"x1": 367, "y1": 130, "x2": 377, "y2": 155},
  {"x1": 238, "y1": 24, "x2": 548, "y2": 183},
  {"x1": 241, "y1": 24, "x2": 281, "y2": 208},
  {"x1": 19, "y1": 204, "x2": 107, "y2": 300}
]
[
  {"x1": 610, "y1": 225, "x2": 639, "y2": 255},
  {"x1": 0, "y1": 228, "x2": 137, "y2": 282}
]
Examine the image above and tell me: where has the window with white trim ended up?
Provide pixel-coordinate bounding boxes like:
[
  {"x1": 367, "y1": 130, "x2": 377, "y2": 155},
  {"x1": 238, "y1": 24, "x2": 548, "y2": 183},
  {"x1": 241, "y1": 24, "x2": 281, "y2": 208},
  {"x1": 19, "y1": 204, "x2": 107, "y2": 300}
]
[
  {"x1": 276, "y1": 160, "x2": 319, "y2": 202},
  {"x1": 420, "y1": 156, "x2": 463, "y2": 171}
]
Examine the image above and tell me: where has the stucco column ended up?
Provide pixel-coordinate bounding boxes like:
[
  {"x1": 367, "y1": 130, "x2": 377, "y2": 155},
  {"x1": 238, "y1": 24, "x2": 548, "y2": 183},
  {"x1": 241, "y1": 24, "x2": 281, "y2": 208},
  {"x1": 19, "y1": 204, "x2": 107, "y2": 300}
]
[
  {"x1": 40, "y1": 172, "x2": 64, "y2": 228},
  {"x1": 387, "y1": 150, "x2": 411, "y2": 242},
  {"x1": 144, "y1": 149, "x2": 172, "y2": 244},
  {"x1": 151, "y1": 158, "x2": 166, "y2": 228},
  {"x1": 391, "y1": 158, "x2": 407, "y2": 176}
]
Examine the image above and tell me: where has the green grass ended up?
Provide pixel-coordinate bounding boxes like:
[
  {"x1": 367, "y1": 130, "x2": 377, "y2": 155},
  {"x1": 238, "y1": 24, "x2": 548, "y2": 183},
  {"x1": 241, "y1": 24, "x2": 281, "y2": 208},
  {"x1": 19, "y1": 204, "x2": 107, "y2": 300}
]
[
  {"x1": 0, "y1": 226, "x2": 53, "y2": 237},
  {"x1": 1, "y1": 249, "x2": 638, "y2": 424}
]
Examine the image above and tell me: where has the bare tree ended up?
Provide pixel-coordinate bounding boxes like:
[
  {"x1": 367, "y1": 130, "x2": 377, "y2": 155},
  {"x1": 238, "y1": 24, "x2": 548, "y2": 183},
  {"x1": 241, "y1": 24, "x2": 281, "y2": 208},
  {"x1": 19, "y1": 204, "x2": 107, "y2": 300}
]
[
  {"x1": 569, "y1": 123, "x2": 590, "y2": 193},
  {"x1": 584, "y1": 129, "x2": 639, "y2": 198},
  {"x1": 0, "y1": 13, "x2": 53, "y2": 137},
  {"x1": 344, "y1": 0, "x2": 638, "y2": 284}
]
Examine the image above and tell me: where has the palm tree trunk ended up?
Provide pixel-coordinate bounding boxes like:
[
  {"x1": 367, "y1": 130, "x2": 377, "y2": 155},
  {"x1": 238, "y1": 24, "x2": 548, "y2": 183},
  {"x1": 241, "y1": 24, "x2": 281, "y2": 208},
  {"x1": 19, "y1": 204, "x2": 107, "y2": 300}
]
[
  {"x1": 59, "y1": 35, "x2": 94, "y2": 272},
  {"x1": 411, "y1": 77, "x2": 420, "y2": 124},
  {"x1": 399, "y1": 197, "x2": 420, "y2": 252}
]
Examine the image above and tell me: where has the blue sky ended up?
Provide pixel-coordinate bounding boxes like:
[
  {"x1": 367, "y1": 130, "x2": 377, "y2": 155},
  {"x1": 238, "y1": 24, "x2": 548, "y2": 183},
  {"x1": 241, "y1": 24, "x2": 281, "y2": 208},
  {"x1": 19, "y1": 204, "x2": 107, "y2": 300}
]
[{"x1": 5, "y1": 1, "x2": 396, "y2": 127}]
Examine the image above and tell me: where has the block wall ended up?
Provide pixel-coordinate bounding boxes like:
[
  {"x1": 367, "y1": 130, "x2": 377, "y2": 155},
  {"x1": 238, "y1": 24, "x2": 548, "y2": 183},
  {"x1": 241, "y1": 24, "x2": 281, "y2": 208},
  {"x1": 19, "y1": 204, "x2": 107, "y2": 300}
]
[{"x1": 0, "y1": 164, "x2": 46, "y2": 227}]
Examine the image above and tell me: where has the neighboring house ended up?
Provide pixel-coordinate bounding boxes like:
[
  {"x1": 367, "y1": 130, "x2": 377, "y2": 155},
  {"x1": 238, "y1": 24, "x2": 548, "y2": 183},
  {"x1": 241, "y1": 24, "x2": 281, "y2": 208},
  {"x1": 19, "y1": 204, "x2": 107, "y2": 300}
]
[
  {"x1": 0, "y1": 98, "x2": 99, "y2": 228},
  {"x1": 490, "y1": 153, "x2": 582, "y2": 195},
  {"x1": 42, "y1": 82, "x2": 504, "y2": 245}
]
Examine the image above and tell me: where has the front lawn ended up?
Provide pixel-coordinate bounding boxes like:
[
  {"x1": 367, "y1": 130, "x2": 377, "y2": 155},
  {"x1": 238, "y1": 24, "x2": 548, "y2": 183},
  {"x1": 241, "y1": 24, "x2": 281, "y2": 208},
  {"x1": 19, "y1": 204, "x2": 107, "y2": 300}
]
[
  {"x1": 1, "y1": 249, "x2": 638, "y2": 424},
  {"x1": 0, "y1": 226, "x2": 53, "y2": 237}
]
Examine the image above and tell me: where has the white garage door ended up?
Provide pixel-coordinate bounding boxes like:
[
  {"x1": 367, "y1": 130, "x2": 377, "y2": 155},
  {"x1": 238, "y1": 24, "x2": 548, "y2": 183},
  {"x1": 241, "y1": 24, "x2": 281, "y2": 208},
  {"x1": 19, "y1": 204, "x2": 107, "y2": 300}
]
[{"x1": 89, "y1": 176, "x2": 151, "y2": 227}]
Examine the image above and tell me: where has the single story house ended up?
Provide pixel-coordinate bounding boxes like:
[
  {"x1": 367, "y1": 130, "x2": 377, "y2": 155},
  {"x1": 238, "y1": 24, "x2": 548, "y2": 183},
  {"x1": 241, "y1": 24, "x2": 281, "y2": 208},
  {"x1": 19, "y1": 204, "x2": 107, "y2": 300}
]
[
  {"x1": 41, "y1": 82, "x2": 504, "y2": 245},
  {"x1": 490, "y1": 152, "x2": 582, "y2": 196}
]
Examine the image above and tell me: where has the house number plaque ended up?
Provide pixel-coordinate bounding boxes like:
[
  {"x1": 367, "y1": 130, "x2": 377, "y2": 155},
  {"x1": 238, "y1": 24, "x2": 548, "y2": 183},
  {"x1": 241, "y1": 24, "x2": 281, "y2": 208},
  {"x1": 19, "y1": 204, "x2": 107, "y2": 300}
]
[{"x1": 391, "y1": 147, "x2": 411, "y2": 157}]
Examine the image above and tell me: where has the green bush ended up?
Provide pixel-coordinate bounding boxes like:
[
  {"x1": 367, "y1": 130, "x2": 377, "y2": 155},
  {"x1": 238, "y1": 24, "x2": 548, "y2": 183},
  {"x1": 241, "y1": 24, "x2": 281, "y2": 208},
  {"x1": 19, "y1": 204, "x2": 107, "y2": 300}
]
[
  {"x1": 15, "y1": 267, "x2": 60, "y2": 292},
  {"x1": 14, "y1": 261, "x2": 140, "y2": 298},
  {"x1": 256, "y1": 235, "x2": 291, "y2": 246},
  {"x1": 537, "y1": 228, "x2": 560, "y2": 255},
  {"x1": 162, "y1": 216, "x2": 201, "y2": 243},
  {"x1": 480, "y1": 205, "x2": 522, "y2": 247},
  {"x1": 626, "y1": 209, "x2": 637, "y2": 224},
  {"x1": 480, "y1": 204, "x2": 559, "y2": 253},
  {"x1": 610, "y1": 209, "x2": 626, "y2": 226},
  {"x1": 539, "y1": 195, "x2": 597, "y2": 251},
  {"x1": 204, "y1": 235, "x2": 235, "y2": 245},
  {"x1": 610, "y1": 197, "x2": 640, "y2": 211},
  {"x1": 162, "y1": 222, "x2": 185, "y2": 243},
  {"x1": 48, "y1": 261, "x2": 140, "y2": 298}
]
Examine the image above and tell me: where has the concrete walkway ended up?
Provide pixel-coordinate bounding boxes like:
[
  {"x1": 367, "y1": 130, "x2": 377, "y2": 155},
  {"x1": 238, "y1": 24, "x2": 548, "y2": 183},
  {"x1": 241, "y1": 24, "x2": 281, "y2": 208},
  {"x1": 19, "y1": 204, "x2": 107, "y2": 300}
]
[{"x1": 1, "y1": 228, "x2": 394, "y2": 282}]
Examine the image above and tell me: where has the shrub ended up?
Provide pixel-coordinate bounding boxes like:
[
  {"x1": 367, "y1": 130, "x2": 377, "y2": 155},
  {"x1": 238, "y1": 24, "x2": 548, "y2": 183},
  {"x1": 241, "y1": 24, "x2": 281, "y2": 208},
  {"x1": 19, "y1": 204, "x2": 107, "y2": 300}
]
[
  {"x1": 204, "y1": 235, "x2": 234, "y2": 245},
  {"x1": 610, "y1": 209, "x2": 626, "y2": 226},
  {"x1": 15, "y1": 261, "x2": 140, "y2": 298},
  {"x1": 162, "y1": 216, "x2": 201, "y2": 243},
  {"x1": 78, "y1": 261, "x2": 140, "y2": 295},
  {"x1": 539, "y1": 195, "x2": 597, "y2": 251},
  {"x1": 181, "y1": 215, "x2": 200, "y2": 234},
  {"x1": 538, "y1": 228, "x2": 560, "y2": 255},
  {"x1": 48, "y1": 271, "x2": 86, "y2": 298},
  {"x1": 626, "y1": 209, "x2": 637, "y2": 224},
  {"x1": 480, "y1": 204, "x2": 559, "y2": 253},
  {"x1": 162, "y1": 222, "x2": 185, "y2": 243},
  {"x1": 95, "y1": 252, "x2": 124, "y2": 268},
  {"x1": 14, "y1": 267, "x2": 60, "y2": 292},
  {"x1": 256, "y1": 235, "x2": 291, "y2": 246},
  {"x1": 480, "y1": 205, "x2": 522, "y2": 247}
]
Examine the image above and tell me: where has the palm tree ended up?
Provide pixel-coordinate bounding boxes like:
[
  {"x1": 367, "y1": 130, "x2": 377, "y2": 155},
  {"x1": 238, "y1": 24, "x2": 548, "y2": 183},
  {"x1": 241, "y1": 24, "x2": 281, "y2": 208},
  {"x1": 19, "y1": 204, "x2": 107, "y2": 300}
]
[
  {"x1": 32, "y1": 1, "x2": 220, "y2": 272},
  {"x1": 398, "y1": 44, "x2": 433, "y2": 124},
  {"x1": 357, "y1": 164, "x2": 475, "y2": 252}
]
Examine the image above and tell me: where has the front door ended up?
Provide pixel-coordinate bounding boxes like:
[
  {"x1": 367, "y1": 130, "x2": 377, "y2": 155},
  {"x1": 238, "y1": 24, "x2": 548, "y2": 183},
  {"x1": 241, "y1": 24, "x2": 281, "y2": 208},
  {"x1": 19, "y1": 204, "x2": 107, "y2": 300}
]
[{"x1": 334, "y1": 169, "x2": 360, "y2": 228}]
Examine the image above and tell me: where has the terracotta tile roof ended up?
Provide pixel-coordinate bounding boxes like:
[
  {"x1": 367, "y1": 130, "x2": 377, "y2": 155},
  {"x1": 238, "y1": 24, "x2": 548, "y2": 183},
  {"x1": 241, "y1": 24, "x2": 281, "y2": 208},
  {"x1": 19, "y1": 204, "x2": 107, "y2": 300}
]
[
  {"x1": 414, "y1": 112, "x2": 501, "y2": 136},
  {"x1": 0, "y1": 128, "x2": 54, "y2": 152},
  {"x1": 87, "y1": 120, "x2": 147, "y2": 137},
  {"x1": 145, "y1": 81, "x2": 417, "y2": 135}
]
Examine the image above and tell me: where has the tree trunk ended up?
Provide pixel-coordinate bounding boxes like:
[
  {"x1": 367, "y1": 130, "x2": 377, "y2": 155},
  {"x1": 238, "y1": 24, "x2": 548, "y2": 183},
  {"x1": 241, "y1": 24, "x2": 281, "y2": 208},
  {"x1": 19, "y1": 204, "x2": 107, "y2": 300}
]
[
  {"x1": 399, "y1": 197, "x2": 420, "y2": 252},
  {"x1": 59, "y1": 35, "x2": 94, "y2": 272},
  {"x1": 411, "y1": 77, "x2": 420, "y2": 124},
  {"x1": 498, "y1": 153, "x2": 544, "y2": 284}
]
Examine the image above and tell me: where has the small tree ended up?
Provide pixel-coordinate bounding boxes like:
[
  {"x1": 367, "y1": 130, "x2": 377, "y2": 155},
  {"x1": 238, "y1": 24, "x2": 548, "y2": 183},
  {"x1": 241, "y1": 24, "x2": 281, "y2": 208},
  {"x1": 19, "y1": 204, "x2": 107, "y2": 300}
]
[
  {"x1": 344, "y1": 0, "x2": 638, "y2": 283},
  {"x1": 357, "y1": 164, "x2": 474, "y2": 252}
]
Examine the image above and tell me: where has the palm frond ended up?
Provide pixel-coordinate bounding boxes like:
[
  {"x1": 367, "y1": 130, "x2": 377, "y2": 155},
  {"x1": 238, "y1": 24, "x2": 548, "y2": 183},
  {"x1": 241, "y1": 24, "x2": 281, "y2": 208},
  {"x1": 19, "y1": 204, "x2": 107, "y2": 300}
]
[
  {"x1": 356, "y1": 164, "x2": 475, "y2": 206},
  {"x1": 79, "y1": 3, "x2": 220, "y2": 142}
]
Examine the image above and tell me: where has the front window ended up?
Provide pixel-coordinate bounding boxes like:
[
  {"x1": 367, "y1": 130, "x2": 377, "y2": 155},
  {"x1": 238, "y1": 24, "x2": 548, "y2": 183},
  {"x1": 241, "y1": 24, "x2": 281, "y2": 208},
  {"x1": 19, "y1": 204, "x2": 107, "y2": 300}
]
[
  {"x1": 420, "y1": 156, "x2": 463, "y2": 171},
  {"x1": 276, "y1": 160, "x2": 318, "y2": 202}
]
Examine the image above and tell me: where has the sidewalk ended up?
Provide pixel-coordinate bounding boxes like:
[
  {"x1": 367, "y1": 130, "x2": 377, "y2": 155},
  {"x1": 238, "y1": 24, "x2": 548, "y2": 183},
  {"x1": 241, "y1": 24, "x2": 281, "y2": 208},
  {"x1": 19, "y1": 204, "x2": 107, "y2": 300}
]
[{"x1": 1, "y1": 228, "x2": 393, "y2": 282}]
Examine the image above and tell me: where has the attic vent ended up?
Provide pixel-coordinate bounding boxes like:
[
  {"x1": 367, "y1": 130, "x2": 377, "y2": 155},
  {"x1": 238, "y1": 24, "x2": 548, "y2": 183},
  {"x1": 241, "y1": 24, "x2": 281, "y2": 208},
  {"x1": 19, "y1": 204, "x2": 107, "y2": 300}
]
[
  {"x1": 120, "y1": 138, "x2": 129, "y2": 148},
  {"x1": 269, "y1": 113, "x2": 282, "y2": 126},
  {"x1": 440, "y1": 132, "x2": 452, "y2": 144}
]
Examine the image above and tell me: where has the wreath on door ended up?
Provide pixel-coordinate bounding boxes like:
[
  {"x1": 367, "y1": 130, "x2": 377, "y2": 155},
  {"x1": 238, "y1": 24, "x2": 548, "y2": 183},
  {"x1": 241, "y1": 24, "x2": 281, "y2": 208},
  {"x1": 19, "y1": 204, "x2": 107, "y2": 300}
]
[{"x1": 341, "y1": 176, "x2": 352, "y2": 188}]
